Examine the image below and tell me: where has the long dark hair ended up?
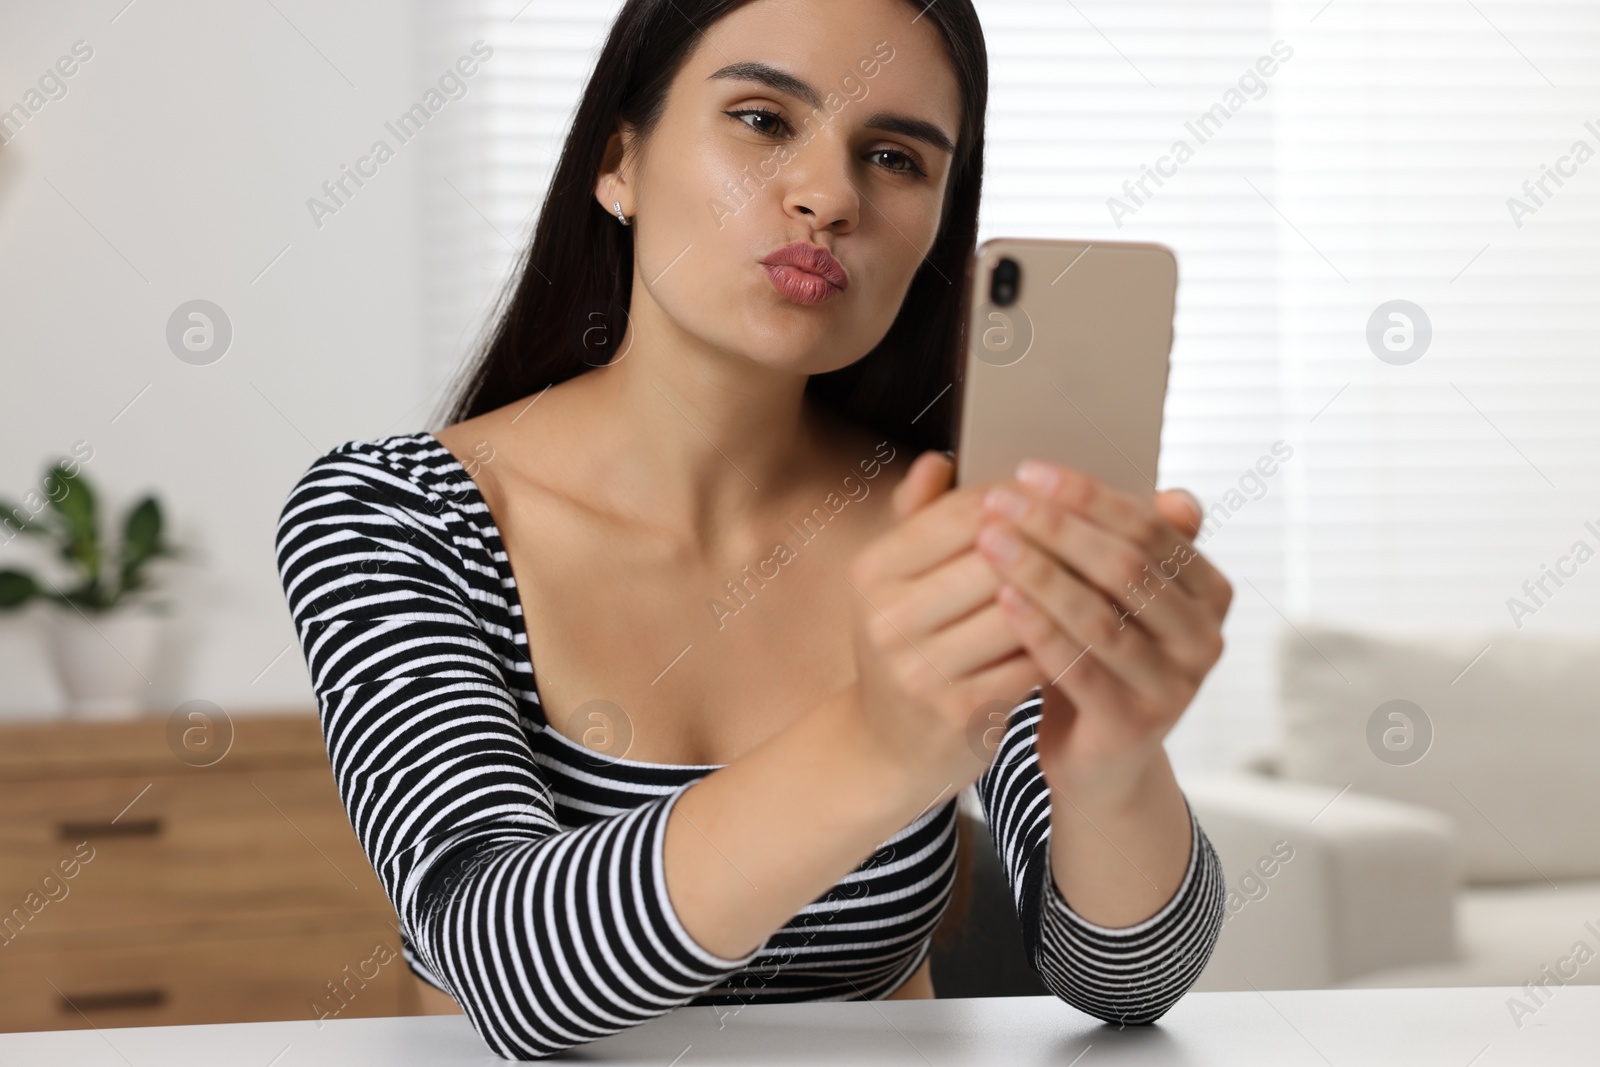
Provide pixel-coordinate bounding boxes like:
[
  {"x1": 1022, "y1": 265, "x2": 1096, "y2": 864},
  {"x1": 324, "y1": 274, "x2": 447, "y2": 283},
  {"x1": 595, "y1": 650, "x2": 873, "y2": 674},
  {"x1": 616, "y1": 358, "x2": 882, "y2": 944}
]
[{"x1": 442, "y1": 0, "x2": 990, "y2": 957}]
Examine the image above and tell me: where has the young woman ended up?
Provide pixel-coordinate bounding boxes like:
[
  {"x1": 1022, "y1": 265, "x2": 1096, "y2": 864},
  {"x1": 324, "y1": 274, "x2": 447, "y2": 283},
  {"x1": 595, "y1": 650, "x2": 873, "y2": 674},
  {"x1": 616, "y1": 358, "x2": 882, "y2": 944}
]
[{"x1": 276, "y1": 0, "x2": 1232, "y2": 1058}]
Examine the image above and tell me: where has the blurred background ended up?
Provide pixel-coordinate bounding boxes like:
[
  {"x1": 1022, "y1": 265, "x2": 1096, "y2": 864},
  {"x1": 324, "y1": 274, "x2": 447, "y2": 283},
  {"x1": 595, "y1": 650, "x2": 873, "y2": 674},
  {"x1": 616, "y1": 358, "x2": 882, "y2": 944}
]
[{"x1": 2, "y1": 0, "x2": 1598, "y2": 1034}]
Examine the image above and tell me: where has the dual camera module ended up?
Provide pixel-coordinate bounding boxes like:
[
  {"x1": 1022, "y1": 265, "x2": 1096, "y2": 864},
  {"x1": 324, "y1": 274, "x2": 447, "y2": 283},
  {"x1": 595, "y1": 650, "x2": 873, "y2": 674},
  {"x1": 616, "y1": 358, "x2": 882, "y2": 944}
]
[{"x1": 989, "y1": 257, "x2": 1020, "y2": 307}]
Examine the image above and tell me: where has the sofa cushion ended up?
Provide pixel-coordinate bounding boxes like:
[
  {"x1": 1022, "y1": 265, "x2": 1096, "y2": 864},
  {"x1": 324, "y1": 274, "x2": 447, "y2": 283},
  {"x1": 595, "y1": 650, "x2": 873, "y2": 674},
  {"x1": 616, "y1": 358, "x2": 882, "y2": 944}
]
[
  {"x1": 1340, "y1": 880, "x2": 1600, "y2": 990},
  {"x1": 1183, "y1": 772, "x2": 1458, "y2": 990},
  {"x1": 1277, "y1": 625, "x2": 1600, "y2": 884}
]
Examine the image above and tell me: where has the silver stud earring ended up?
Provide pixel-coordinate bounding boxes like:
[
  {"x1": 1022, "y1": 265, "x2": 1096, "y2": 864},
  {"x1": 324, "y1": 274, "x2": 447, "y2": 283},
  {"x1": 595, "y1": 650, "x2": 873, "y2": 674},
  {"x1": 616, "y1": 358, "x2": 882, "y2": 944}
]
[{"x1": 613, "y1": 201, "x2": 631, "y2": 227}]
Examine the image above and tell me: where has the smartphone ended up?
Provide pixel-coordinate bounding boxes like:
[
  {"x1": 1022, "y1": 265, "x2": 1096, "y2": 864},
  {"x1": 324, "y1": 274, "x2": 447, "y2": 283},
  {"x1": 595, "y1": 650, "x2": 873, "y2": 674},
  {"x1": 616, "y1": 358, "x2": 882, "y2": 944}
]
[{"x1": 951, "y1": 238, "x2": 1177, "y2": 497}]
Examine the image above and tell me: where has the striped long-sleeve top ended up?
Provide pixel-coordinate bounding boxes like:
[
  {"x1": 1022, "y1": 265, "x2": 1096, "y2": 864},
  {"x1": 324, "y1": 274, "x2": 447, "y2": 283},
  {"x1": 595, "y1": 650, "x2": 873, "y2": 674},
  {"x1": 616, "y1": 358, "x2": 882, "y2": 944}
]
[{"x1": 273, "y1": 432, "x2": 1226, "y2": 1060}]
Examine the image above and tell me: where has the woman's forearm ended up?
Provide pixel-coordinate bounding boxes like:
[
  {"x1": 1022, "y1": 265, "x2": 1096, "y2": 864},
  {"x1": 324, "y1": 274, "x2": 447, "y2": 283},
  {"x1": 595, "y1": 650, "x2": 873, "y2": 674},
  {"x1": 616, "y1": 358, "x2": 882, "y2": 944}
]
[
  {"x1": 1046, "y1": 753, "x2": 1194, "y2": 928},
  {"x1": 663, "y1": 682, "x2": 944, "y2": 961}
]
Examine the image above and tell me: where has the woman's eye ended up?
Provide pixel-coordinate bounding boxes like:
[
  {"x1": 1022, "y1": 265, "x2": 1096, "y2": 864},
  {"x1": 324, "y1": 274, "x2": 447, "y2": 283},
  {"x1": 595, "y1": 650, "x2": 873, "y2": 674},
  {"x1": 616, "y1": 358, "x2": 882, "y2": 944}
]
[
  {"x1": 728, "y1": 109, "x2": 787, "y2": 137},
  {"x1": 870, "y1": 149, "x2": 925, "y2": 177}
]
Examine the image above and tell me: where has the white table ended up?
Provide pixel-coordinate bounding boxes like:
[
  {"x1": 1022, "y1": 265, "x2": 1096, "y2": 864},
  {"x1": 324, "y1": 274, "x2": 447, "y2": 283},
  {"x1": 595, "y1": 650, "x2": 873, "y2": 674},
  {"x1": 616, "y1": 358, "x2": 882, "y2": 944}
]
[{"x1": 0, "y1": 987, "x2": 1591, "y2": 1065}]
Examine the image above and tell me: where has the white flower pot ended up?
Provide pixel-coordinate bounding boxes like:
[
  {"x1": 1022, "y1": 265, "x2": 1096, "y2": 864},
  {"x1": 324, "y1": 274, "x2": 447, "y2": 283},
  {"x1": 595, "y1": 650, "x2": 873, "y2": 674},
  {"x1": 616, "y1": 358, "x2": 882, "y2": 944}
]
[{"x1": 45, "y1": 610, "x2": 163, "y2": 719}]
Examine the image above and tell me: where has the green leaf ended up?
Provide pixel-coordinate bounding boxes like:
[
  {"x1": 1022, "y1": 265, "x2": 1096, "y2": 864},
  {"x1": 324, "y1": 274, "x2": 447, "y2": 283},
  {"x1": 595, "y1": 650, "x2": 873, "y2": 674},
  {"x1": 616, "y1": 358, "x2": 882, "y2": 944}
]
[
  {"x1": 0, "y1": 569, "x2": 40, "y2": 610},
  {"x1": 46, "y1": 464, "x2": 94, "y2": 531},
  {"x1": 124, "y1": 497, "x2": 163, "y2": 553},
  {"x1": 44, "y1": 463, "x2": 101, "y2": 582},
  {"x1": 119, "y1": 497, "x2": 167, "y2": 596}
]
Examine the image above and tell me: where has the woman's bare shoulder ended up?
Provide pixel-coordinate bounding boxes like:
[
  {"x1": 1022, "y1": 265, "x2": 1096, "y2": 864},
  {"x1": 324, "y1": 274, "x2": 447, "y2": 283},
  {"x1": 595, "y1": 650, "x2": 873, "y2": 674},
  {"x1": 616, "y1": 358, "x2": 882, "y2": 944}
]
[{"x1": 433, "y1": 387, "x2": 572, "y2": 517}]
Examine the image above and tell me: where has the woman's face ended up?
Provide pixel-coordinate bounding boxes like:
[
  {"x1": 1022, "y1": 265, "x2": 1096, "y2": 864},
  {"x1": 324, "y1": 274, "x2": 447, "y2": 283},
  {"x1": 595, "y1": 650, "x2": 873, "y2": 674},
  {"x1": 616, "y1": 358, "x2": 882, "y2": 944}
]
[{"x1": 600, "y1": 0, "x2": 964, "y2": 377}]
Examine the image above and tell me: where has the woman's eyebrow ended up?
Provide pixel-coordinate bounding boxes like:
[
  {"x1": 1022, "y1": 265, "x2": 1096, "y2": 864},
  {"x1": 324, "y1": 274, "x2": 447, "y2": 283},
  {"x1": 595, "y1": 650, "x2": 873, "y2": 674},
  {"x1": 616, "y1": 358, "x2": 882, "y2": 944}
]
[{"x1": 706, "y1": 60, "x2": 956, "y2": 155}]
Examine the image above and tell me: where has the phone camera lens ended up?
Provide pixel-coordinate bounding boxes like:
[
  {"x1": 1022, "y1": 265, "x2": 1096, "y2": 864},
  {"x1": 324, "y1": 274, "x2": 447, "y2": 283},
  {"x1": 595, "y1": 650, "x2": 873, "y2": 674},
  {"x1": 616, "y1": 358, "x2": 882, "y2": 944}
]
[{"x1": 990, "y1": 258, "x2": 1020, "y2": 307}]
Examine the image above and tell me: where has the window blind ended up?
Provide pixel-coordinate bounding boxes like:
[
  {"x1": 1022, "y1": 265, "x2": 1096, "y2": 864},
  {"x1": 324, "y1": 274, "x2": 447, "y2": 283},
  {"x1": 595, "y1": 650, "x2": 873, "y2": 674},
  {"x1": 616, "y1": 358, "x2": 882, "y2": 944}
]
[{"x1": 418, "y1": 0, "x2": 1600, "y2": 773}]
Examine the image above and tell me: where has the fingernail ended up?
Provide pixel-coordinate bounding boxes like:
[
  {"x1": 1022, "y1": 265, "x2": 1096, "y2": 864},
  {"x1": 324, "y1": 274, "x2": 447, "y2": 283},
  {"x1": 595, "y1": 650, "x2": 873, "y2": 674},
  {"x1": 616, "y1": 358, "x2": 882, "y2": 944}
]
[
  {"x1": 1016, "y1": 460, "x2": 1059, "y2": 493},
  {"x1": 1176, "y1": 488, "x2": 1203, "y2": 518},
  {"x1": 979, "y1": 525, "x2": 1022, "y2": 563},
  {"x1": 983, "y1": 486, "x2": 1030, "y2": 522}
]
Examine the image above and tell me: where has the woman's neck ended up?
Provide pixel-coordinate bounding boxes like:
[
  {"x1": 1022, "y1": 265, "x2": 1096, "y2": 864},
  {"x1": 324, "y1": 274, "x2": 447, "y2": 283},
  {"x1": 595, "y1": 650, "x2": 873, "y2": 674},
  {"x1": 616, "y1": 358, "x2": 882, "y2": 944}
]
[{"x1": 544, "y1": 329, "x2": 831, "y2": 551}]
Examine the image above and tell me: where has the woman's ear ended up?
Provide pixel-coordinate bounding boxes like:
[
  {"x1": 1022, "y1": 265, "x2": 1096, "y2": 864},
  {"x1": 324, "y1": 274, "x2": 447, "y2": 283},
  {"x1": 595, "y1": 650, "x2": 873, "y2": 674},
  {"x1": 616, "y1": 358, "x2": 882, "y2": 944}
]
[{"x1": 593, "y1": 125, "x2": 634, "y2": 217}]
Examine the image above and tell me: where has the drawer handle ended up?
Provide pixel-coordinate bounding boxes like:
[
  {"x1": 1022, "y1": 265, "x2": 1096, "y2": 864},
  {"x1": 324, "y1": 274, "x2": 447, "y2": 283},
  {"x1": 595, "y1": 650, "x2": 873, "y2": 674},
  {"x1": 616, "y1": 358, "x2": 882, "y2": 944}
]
[
  {"x1": 59, "y1": 988, "x2": 166, "y2": 1013},
  {"x1": 56, "y1": 818, "x2": 164, "y2": 840}
]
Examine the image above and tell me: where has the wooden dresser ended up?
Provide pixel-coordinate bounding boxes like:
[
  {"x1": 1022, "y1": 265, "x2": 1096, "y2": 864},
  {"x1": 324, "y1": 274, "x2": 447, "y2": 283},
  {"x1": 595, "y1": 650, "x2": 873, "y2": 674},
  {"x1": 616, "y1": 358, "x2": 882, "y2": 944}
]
[{"x1": 0, "y1": 710, "x2": 426, "y2": 1033}]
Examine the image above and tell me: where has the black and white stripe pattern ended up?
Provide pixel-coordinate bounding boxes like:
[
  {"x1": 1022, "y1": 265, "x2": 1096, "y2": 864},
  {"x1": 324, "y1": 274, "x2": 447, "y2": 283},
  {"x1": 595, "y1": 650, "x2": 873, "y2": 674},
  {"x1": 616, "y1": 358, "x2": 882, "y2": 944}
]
[
  {"x1": 977, "y1": 708, "x2": 1224, "y2": 1024},
  {"x1": 275, "y1": 433, "x2": 1224, "y2": 1060}
]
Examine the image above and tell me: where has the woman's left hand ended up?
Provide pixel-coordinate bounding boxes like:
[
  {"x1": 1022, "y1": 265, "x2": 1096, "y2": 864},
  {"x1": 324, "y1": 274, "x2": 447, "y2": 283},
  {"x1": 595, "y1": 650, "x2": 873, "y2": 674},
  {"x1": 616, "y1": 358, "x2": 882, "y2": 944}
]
[{"x1": 973, "y1": 459, "x2": 1234, "y2": 808}]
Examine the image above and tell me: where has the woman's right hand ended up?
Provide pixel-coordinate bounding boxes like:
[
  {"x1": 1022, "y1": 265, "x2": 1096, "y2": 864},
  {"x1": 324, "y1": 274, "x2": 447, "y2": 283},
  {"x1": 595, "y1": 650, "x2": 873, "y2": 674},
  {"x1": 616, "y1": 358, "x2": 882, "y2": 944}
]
[{"x1": 845, "y1": 450, "x2": 1049, "y2": 796}]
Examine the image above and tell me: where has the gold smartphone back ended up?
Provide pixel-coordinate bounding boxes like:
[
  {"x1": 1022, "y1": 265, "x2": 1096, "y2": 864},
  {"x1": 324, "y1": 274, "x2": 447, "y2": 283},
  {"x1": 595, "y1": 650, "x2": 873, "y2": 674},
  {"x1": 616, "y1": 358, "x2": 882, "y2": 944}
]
[{"x1": 951, "y1": 238, "x2": 1178, "y2": 496}]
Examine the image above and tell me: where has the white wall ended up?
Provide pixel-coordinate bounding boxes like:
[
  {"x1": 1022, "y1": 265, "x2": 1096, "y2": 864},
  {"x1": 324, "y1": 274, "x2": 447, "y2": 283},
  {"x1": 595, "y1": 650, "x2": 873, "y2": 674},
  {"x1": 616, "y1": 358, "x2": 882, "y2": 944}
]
[{"x1": 0, "y1": 0, "x2": 440, "y2": 717}]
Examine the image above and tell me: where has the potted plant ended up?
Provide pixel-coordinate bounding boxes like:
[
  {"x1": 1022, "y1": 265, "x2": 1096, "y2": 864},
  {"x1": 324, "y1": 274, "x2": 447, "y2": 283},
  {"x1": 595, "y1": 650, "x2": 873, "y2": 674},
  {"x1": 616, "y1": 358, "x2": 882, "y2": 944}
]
[{"x1": 0, "y1": 462, "x2": 177, "y2": 719}]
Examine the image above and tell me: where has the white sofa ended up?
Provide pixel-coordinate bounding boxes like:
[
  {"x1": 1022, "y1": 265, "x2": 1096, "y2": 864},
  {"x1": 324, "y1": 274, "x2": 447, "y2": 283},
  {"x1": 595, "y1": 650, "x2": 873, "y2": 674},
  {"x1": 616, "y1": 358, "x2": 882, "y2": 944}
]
[{"x1": 1182, "y1": 624, "x2": 1600, "y2": 992}]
